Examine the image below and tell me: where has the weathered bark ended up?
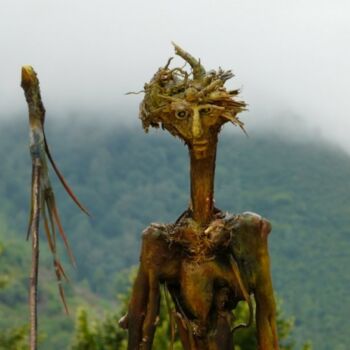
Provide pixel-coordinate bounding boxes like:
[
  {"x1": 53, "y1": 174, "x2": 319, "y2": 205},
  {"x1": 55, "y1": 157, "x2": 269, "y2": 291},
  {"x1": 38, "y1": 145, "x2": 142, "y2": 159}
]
[
  {"x1": 123, "y1": 44, "x2": 279, "y2": 350},
  {"x1": 189, "y1": 138, "x2": 217, "y2": 226},
  {"x1": 21, "y1": 66, "x2": 88, "y2": 348},
  {"x1": 22, "y1": 65, "x2": 45, "y2": 350},
  {"x1": 29, "y1": 158, "x2": 41, "y2": 350},
  {"x1": 123, "y1": 212, "x2": 279, "y2": 349}
]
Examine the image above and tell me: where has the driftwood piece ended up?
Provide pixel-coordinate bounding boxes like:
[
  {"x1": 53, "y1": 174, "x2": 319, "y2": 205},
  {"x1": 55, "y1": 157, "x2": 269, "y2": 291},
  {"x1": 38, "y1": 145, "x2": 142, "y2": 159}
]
[
  {"x1": 21, "y1": 66, "x2": 89, "y2": 349},
  {"x1": 122, "y1": 44, "x2": 279, "y2": 349},
  {"x1": 21, "y1": 66, "x2": 45, "y2": 350}
]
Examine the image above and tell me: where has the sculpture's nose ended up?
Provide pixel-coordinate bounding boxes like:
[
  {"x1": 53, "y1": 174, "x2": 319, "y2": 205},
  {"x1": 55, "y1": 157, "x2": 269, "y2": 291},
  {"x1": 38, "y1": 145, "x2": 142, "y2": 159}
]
[{"x1": 192, "y1": 108, "x2": 203, "y2": 138}]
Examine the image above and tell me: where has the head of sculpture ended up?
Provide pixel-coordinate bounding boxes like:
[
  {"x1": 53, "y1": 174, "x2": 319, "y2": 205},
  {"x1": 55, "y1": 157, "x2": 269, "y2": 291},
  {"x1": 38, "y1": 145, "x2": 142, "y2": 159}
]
[{"x1": 140, "y1": 43, "x2": 247, "y2": 159}]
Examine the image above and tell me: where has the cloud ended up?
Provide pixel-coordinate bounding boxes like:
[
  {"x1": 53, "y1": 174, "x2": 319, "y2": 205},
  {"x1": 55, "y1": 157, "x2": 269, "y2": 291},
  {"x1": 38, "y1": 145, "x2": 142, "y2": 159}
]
[{"x1": 1, "y1": 0, "x2": 349, "y2": 149}]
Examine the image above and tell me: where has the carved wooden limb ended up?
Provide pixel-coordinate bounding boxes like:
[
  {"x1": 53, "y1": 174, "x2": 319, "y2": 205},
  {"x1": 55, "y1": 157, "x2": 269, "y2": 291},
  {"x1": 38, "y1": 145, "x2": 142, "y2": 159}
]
[
  {"x1": 174, "y1": 312, "x2": 193, "y2": 349},
  {"x1": 124, "y1": 225, "x2": 181, "y2": 349},
  {"x1": 232, "y1": 213, "x2": 279, "y2": 349},
  {"x1": 126, "y1": 266, "x2": 149, "y2": 349},
  {"x1": 140, "y1": 271, "x2": 161, "y2": 349},
  {"x1": 254, "y1": 227, "x2": 279, "y2": 350}
]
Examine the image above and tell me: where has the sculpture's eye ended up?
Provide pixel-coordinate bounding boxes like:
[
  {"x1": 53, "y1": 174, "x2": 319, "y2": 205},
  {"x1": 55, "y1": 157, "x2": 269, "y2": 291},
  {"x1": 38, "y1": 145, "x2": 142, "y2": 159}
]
[
  {"x1": 200, "y1": 107, "x2": 212, "y2": 115},
  {"x1": 175, "y1": 110, "x2": 189, "y2": 120}
]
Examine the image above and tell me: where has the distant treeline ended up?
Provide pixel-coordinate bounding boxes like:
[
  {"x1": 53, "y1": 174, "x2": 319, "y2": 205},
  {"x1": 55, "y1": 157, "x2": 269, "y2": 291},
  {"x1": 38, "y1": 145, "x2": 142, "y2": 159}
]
[{"x1": 0, "y1": 118, "x2": 350, "y2": 349}]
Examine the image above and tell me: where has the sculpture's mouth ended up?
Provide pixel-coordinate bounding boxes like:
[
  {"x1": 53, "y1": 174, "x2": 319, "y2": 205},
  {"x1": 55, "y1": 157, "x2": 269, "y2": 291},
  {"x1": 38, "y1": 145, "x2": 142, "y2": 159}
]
[
  {"x1": 192, "y1": 140, "x2": 209, "y2": 159},
  {"x1": 192, "y1": 140, "x2": 208, "y2": 151}
]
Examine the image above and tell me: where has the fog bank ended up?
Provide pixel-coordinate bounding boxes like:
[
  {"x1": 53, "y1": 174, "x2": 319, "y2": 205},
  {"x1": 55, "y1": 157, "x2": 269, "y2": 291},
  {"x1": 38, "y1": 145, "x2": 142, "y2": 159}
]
[{"x1": 1, "y1": 0, "x2": 349, "y2": 149}]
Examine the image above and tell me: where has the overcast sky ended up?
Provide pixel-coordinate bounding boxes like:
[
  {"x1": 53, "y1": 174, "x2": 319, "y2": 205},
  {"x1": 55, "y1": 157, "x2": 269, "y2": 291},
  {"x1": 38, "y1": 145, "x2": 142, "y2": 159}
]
[{"x1": 1, "y1": 0, "x2": 349, "y2": 149}]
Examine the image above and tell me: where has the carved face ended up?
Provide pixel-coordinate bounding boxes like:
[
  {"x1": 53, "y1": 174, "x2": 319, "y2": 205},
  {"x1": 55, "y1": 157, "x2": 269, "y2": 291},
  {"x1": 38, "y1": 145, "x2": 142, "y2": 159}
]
[
  {"x1": 159, "y1": 99, "x2": 225, "y2": 158},
  {"x1": 141, "y1": 89, "x2": 245, "y2": 159},
  {"x1": 140, "y1": 44, "x2": 246, "y2": 159}
]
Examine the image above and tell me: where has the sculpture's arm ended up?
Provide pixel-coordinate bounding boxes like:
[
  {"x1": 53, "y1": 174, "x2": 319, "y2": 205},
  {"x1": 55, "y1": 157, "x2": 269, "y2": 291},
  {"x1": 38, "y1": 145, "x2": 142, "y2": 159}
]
[
  {"x1": 252, "y1": 218, "x2": 279, "y2": 350},
  {"x1": 122, "y1": 225, "x2": 172, "y2": 350},
  {"x1": 232, "y1": 213, "x2": 279, "y2": 350},
  {"x1": 126, "y1": 264, "x2": 149, "y2": 350},
  {"x1": 140, "y1": 270, "x2": 161, "y2": 350},
  {"x1": 254, "y1": 250, "x2": 279, "y2": 350}
]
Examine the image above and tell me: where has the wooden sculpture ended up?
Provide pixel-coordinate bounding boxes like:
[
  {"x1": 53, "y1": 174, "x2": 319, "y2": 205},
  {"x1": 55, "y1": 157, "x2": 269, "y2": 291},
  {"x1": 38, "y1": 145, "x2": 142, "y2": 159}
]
[{"x1": 120, "y1": 44, "x2": 279, "y2": 350}]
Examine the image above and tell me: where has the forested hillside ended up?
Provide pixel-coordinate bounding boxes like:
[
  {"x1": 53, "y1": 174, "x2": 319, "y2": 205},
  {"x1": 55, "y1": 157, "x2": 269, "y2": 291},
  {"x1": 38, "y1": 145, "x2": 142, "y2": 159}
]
[{"x1": 0, "y1": 118, "x2": 349, "y2": 349}]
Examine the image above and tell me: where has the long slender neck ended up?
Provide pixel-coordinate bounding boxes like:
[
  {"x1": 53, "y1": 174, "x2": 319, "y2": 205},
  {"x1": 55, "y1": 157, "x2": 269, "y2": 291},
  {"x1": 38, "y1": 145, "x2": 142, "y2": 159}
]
[{"x1": 189, "y1": 138, "x2": 218, "y2": 226}]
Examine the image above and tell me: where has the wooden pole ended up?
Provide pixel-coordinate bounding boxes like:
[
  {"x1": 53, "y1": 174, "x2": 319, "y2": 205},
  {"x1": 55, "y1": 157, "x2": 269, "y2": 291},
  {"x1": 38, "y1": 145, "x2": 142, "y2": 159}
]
[
  {"x1": 21, "y1": 65, "x2": 45, "y2": 350},
  {"x1": 21, "y1": 65, "x2": 88, "y2": 348},
  {"x1": 29, "y1": 158, "x2": 41, "y2": 350}
]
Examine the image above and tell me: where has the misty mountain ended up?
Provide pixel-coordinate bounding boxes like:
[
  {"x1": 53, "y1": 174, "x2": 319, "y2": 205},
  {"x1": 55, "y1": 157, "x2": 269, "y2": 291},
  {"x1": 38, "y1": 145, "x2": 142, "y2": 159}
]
[{"x1": 0, "y1": 118, "x2": 349, "y2": 349}]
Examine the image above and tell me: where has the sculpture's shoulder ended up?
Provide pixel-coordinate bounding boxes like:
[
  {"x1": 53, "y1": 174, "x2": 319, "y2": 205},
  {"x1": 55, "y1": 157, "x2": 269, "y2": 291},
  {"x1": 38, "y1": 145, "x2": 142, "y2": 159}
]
[
  {"x1": 223, "y1": 211, "x2": 273, "y2": 286},
  {"x1": 224, "y1": 211, "x2": 272, "y2": 243},
  {"x1": 140, "y1": 222, "x2": 181, "y2": 273},
  {"x1": 141, "y1": 222, "x2": 173, "y2": 241}
]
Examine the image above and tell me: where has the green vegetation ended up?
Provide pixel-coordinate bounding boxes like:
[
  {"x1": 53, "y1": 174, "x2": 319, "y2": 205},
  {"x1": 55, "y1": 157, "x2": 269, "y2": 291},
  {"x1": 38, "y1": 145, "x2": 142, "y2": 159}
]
[
  {"x1": 0, "y1": 217, "x2": 112, "y2": 349},
  {"x1": 71, "y1": 284, "x2": 311, "y2": 350},
  {"x1": 0, "y1": 234, "x2": 28, "y2": 350},
  {"x1": 0, "y1": 118, "x2": 349, "y2": 349}
]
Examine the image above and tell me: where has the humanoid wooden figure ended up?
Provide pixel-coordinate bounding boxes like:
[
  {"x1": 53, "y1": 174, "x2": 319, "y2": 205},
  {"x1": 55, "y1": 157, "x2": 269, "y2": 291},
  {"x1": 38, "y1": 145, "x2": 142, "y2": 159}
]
[{"x1": 120, "y1": 44, "x2": 279, "y2": 350}]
